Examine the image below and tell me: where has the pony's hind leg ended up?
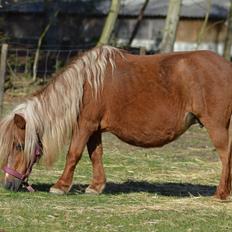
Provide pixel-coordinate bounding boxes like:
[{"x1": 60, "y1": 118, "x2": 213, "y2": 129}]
[
  {"x1": 85, "y1": 131, "x2": 106, "y2": 194},
  {"x1": 205, "y1": 120, "x2": 232, "y2": 200}
]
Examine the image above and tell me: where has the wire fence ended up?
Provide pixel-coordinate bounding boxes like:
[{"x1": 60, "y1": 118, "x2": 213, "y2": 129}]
[{"x1": 6, "y1": 47, "x2": 90, "y2": 82}]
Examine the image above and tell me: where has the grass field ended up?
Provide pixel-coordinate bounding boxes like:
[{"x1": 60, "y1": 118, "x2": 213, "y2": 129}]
[{"x1": 1, "y1": 92, "x2": 232, "y2": 231}]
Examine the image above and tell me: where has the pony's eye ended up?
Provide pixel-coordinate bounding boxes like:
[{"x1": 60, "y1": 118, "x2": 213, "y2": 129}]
[{"x1": 15, "y1": 144, "x2": 25, "y2": 151}]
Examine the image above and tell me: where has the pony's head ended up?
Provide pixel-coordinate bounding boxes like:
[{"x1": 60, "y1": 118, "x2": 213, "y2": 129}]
[
  {"x1": 0, "y1": 107, "x2": 42, "y2": 191},
  {"x1": 3, "y1": 114, "x2": 28, "y2": 191}
]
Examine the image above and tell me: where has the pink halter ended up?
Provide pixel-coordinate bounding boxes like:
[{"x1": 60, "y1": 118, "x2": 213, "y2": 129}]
[{"x1": 3, "y1": 144, "x2": 42, "y2": 192}]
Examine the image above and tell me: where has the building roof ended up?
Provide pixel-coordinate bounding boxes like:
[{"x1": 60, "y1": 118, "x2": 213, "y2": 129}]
[
  {"x1": 0, "y1": 0, "x2": 230, "y2": 20},
  {"x1": 119, "y1": 0, "x2": 230, "y2": 19}
]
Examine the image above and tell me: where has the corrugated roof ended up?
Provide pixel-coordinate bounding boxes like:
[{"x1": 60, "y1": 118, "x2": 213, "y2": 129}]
[
  {"x1": 0, "y1": 0, "x2": 230, "y2": 19},
  {"x1": 118, "y1": 0, "x2": 229, "y2": 18}
]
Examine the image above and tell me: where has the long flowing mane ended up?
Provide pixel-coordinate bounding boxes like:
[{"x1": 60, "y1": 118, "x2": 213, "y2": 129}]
[{"x1": 0, "y1": 45, "x2": 123, "y2": 166}]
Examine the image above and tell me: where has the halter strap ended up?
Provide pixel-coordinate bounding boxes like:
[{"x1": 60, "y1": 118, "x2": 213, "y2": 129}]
[
  {"x1": 3, "y1": 166, "x2": 25, "y2": 180},
  {"x1": 3, "y1": 144, "x2": 42, "y2": 192}
]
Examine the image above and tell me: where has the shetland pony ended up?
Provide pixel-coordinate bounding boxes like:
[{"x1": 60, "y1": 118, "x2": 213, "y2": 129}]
[{"x1": 1, "y1": 46, "x2": 232, "y2": 199}]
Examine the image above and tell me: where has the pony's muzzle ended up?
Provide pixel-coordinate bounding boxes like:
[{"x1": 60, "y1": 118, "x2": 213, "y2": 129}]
[{"x1": 4, "y1": 174, "x2": 22, "y2": 192}]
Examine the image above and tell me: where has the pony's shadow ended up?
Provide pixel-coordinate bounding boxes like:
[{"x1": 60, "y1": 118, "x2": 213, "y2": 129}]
[{"x1": 33, "y1": 180, "x2": 216, "y2": 197}]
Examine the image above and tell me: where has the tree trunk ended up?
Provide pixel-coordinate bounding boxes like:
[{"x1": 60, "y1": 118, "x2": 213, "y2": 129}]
[
  {"x1": 196, "y1": 0, "x2": 211, "y2": 49},
  {"x1": 223, "y1": 0, "x2": 232, "y2": 61},
  {"x1": 128, "y1": 0, "x2": 149, "y2": 47},
  {"x1": 159, "y1": 0, "x2": 182, "y2": 53},
  {"x1": 32, "y1": 21, "x2": 53, "y2": 82},
  {"x1": 32, "y1": 1, "x2": 59, "y2": 81},
  {"x1": 97, "y1": 0, "x2": 121, "y2": 46}
]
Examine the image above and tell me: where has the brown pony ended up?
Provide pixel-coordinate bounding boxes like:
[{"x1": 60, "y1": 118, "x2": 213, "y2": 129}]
[{"x1": 0, "y1": 46, "x2": 232, "y2": 199}]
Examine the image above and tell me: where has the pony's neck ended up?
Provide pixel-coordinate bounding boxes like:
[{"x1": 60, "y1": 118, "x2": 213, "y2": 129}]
[{"x1": 26, "y1": 45, "x2": 120, "y2": 165}]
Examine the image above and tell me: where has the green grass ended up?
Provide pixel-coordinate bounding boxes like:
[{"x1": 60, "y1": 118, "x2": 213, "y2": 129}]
[{"x1": 1, "y1": 117, "x2": 232, "y2": 231}]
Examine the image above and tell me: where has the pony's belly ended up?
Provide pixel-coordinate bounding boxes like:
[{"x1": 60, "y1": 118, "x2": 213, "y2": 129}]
[
  {"x1": 106, "y1": 112, "x2": 196, "y2": 148},
  {"x1": 111, "y1": 126, "x2": 182, "y2": 148}
]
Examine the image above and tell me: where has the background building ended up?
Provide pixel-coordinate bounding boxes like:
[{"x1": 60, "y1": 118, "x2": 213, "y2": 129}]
[{"x1": 0, "y1": 0, "x2": 230, "y2": 54}]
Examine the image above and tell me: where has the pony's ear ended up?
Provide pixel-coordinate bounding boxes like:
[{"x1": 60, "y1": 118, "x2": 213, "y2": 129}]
[{"x1": 14, "y1": 114, "x2": 26, "y2": 130}]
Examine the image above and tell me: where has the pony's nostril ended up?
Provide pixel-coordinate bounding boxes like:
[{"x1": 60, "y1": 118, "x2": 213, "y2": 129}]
[
  {"x1": 4, "y1": 179, "x2": 22, "y2": 191},
  {"x1": 4, "y1": 181, "x2": 13, "y2": 190}
]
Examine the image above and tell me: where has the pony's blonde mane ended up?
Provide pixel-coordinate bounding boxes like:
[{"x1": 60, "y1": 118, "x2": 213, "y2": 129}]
[{"x1": 0, "y1": 45, "x2": 122, "y2": 166}]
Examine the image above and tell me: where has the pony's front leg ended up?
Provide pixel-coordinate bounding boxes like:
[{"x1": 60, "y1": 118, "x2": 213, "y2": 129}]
[
  {"x1": 49, "y1": 125, "x2": 91, "y2": 194},
  {"x1": 85, "y1": 131, "x2": 106, "y2": 194}
]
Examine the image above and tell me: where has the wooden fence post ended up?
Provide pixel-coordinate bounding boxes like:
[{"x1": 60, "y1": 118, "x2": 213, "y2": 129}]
[{"x1": 0, "y1": 43, "x2": 8, "y2": 116}]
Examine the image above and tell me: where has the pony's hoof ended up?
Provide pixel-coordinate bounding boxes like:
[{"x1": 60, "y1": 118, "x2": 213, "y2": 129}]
[
  {"x1": 85, "y1": 186, "x2": 100, "y2": 195},
  {"x1": 49, "y1": 187, "x2": 65, "y2": 195},
  {"x1": 214, "y1": 192, "x2": 230, "y2": 201}
]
